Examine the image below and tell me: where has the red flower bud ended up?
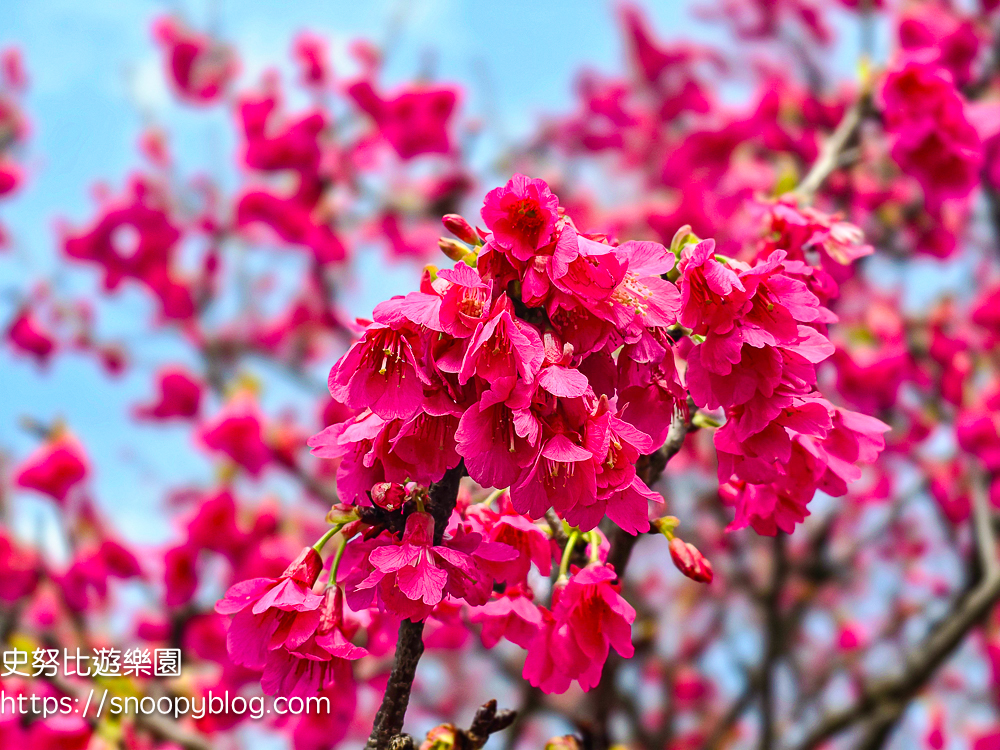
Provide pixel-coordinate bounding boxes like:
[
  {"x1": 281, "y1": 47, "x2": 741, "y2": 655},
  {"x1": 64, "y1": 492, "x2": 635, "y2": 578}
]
[
  {"x1": 669, "y1": 537, "x2": 713, "y2": 584},
  {"x1": 281, "y1": 546, "x2": 324, "y2": 586},
  {"x1": 441, "y1": 213, "x2": 478, "y2": 245},
  {"x1": 371, "y1": 482, "x2": 407, "y2": 511}
]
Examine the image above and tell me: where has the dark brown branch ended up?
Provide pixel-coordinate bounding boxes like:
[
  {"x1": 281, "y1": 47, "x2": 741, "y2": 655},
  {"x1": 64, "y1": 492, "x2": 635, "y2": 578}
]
[
  {"x1": 589, "y1": 399, "x2": 694, "y2": 748},
  {"x1": 758, "y1": 534, "x2": 788, "y2": 750},
  {"x1": 456, "y1": 699, "x2": 518, "y2": 749},
  {"x1": 367, "y1": 619, "x2": 427, "y2": 750},
  {"x1": 607, "y1": 398, "x2": 693, "y2": 579},
  {"x1": 698, "y1": 672, "x2": 762, "y2": 750},
  {"x1": 366, "y1": 463, "x2": 466, "y2": 749}
]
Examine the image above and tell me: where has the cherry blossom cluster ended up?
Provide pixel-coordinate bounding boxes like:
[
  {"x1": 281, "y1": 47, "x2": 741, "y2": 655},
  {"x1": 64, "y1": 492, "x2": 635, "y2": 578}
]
[
  {"x1": 310, "y1": 174, "x2": 686, "y2": 535},
  {"x1": 209, "y1": 173, "x2": 885, "y2": 699}
]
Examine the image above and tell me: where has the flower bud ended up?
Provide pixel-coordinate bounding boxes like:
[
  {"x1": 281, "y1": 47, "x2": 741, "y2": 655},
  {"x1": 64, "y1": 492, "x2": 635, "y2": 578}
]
[
  {"x1": 668, "y1": 537, "x2": 713, "y2": 584},
  {"x1": 544, "y1": 737, "x2": 582, "y2": 750},
  {"x1": 652, "y1": 515, "x2": 680, "y2": 539},
  {"x1": 438, "y1": 237, "x2": 471, "y2": 262},
  {"x1": 441, "y1": 213, "x2": 479, "y2": 245},
  {"x1": 371, "y1": 482, "x2": 407, "y2": 512},
  {"x1": 669, "y1": 224, "x2": 698, "y2": 256},
  {"x1": 420, "y1": 724, "x2": 457, "y2": 750},
  {"x1": 281, "y1": 546, "x2": 324, "y2": 586},
  {"x1": 325, "y1": 503, "x2": 360, "y2": 525}
]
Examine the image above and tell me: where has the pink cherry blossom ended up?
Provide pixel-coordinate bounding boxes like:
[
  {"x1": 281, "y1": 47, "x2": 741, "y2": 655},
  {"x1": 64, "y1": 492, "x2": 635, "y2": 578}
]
[{"x1": 215, "y1": 547, "x2": 324, "y2": 670}]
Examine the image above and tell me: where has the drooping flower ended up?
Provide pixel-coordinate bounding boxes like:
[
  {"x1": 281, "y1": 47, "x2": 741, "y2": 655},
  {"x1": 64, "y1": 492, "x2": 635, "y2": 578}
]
[
  {"x1": 327, "y1": 324, "x2": 430, "y2": 421},
  {"x1": 468, "y1": 585, "x2": 542, "y2": 648},
  {"x1": 465, "y1": 496, "x2": 552, "y2": 583},
  {"x1": 459, "y1": 296, "x2": 544, "y2": 405},
  {"x1": 523, "y1": 563, "x2": 635, "y2": 693},
  {"x1": 215, "y1": 547, "x2": 324, "y2": 670},
  {"x1": 261, "y1": 587, "x2": 367, "y2": 698},
  {"x1": 456, "y1": 400, "x2": 540, "y2": 490},
  {"x1": 343, "y1": 512, "x2": 515, "y2": 622},
  {"x1": 511, "y1": 432, "x2": 598, "y2": 522}
]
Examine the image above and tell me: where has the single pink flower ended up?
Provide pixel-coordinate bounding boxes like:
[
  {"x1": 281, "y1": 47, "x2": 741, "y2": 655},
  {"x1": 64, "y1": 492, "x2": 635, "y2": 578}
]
[
  {"x1": 198, "y1": 394, "x2": 272, "y2": 476},
  {"x1": 134, "y1": 366, "x2": 202, "y2": 420},
  {"x1": 348, "y1": 81, "x2": 458, "y2": 160},
  {"x1": 152, "y1": 16, "x2": 238, "y2": 104},
  {"x1": 481, "y1": 174, "x2": 560, "y2": 262},
  {"x1": 215, "y1": 547, "x2": 325, "y2": 670},
  {"x1": 343, "y1": 512, "x2": 514, "y2": 622},
  {"x1": 7, "y1": 307, "x2": 55, "y2": 363},
  {"x1": 678, "y1": 238, "x2": 745, "y2": 336},
  {"x1": 459, "y1": 296, "x2": 544, "y2": 405},
  {"x1": 524, "y1": 563, "x2": 634, "y2": 694},
  {"x1": 164, "y1": 543, "x2": 200, "y2": 607},
  {"x1": 261, "y1": 587, "x2": 367, "y2": 698},
  {"x1": 292, "y1": 32, "x2": 331, "y2": 88},
  {"x1": 0, "y1": 531, "x2": 40, "y2": 603},
  {"x1": 236, "y1": 188, "x2": 347, "y2": 264},
  {"x1": 468, "y1": 585, "x2": 542, "y2": 648},
  {"x1": 14, "y1": 434, "x2": 88, "y2": 503}
]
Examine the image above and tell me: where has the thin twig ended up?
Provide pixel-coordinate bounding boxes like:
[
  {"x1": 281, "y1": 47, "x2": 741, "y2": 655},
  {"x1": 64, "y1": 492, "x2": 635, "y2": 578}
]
[
  {"x1": 972, "y1": 467, "x2": 999, "y2": 580},
  {"x1": 791, "y1": 92, "x2": 869, "y2": 204}
]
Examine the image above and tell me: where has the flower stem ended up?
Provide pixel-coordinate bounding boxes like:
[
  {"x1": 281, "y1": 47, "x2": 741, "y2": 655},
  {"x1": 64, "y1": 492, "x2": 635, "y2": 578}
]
[
  {"x1": 558, "y1": 529, "x2": 581, "y2": 582},
  {"x1": 587, "y1": 531, "x2": 602, "y2": 564},
  {"x1": 483, "y1": 487, "x2": 507, "y2": 507},
  {"x1": 328, "y1": 533, "x2": 351, "y2": 585},
  {"x1": 312, "y1": 523, "x2": 343, "y2": 553}
]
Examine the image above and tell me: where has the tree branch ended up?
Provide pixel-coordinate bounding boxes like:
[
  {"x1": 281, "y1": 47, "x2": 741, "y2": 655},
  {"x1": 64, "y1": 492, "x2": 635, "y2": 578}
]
[
  {"x1": 588, "y1": 399, "x2": 694, "y2": 748},
  {"x1": 791, "y1": 91, "x2": 869, "y2": 204},
  {"x1": 791, "y1": 517, "x2": 1000, "y2": 749},
  {"x1": 759, "y1": 534, "x2": 788, "y2": 750},
  {"x1": 366, "y1": 463, "x2": 466, "y2": 750},
  {"x1": 457, "y1": 699, "x2": 518, "y2": 749},
  {"x1": 972, "y1": 468, "x2": 998, "y2": 581}
]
